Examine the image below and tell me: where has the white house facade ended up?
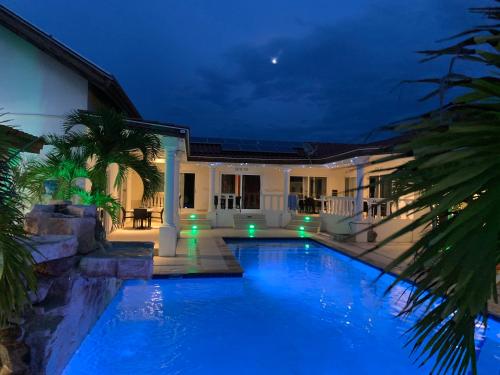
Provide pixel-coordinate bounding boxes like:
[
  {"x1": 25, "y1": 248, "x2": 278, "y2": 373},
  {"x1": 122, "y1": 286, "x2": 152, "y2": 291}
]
[{"x1": 0, "y1": 5, "x2": 421, "y2": 258}]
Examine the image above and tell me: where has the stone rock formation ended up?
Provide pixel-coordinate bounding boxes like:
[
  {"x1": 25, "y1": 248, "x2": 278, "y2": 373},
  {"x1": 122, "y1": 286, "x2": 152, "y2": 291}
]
[{"x1": 0, "y1": 203, "x2": 153, "y2": 375}]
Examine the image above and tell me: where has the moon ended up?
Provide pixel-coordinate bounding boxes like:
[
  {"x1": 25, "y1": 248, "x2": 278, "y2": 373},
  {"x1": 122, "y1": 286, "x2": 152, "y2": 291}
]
[{"x1": 271, "y1": 57, "x2": 278, "y2": 65}]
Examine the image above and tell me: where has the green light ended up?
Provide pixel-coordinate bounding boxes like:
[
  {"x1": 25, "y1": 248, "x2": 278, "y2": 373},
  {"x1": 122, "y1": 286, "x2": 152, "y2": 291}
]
[
  {"x1": 192, "y1": 225, "x2": 198, "y2": 230},
  {"x1": 299, "y1": 226, "x2": 305, "y2": 231},
  {"x1": 249, "y1": 224, "x2": 255, "y2": 229},
  {"x1": 190, "y1": 214, "x2": 196, "y2": 219},
  {"x1": 305, "y1": 243, "x2": 310, "y2": 249},
  {"x1": 305, "y1": 216, "x2": 311, "y2": 221}
]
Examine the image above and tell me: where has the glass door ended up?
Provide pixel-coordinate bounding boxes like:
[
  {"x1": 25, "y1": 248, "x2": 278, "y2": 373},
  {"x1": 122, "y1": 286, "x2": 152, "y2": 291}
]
[{"x1": 242, "y1": 175, "x2": 260, "y2": 209}]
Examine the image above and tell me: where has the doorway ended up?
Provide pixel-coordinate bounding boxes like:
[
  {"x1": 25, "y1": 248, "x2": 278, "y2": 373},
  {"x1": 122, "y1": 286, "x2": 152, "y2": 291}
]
[
  {"x1": 242, "y1": 175, "x2": 260, "y2": 209},
  {"x1": 180, "y1": 173, "x2": 195, "y2": 209}
]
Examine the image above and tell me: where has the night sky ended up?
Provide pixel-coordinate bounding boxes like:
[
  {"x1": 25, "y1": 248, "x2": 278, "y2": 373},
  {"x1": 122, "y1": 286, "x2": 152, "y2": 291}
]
[{"x1": 2, "y1": 0, "x2": 489, "y2": 142}]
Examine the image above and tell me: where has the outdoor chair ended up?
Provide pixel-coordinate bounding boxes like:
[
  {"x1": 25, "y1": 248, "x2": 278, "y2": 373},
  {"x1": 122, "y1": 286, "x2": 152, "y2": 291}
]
[
  {"x1": 133, "y1": 208, "x2": 151, "y2": 229},
  {"x1": 150, "y1": 207, "x2": 164, "y2": 223},
  {"x1": 299, "y1": 199, "x2": 305, "y2": 213},
  {"x1": 121, "y1": 207, "x2": 134, "y2": 227}
]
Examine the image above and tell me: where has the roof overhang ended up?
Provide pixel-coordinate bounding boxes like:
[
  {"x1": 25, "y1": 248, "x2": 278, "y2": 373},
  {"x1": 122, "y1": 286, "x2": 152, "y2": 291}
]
[
  {"x1": 1, "y1": 125, "x2": 44, "y2": 153},
  {"x1": 0, "y1": 5, "x2": 140, "y2": 118}
]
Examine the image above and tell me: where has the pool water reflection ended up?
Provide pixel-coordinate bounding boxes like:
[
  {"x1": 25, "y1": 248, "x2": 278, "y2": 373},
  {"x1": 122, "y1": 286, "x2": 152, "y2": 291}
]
[{"x1": 64, "y1": 239, "x2": 499, "y2": 374}]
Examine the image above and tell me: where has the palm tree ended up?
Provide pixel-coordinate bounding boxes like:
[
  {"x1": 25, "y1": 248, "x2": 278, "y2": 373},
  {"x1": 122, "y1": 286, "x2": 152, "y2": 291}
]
[
  {"x1": 64, "y1": 108, "x2": 162, "y2": 201},
  {"x1": 17, "y1": 134, "x2": 88, "y2": 203},
  {"x1": 0, "y1": 115, "x2": 37, "y2": 327},
  {"x1": 366, "y1": 4, "x2": 500, "y2": 374}
]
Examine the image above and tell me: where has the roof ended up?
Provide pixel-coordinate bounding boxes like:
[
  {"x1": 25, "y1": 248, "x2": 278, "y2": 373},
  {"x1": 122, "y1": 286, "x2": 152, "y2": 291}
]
[
  {"x1": 126, "y1": 118, "x2": 189, "y2": 139},
  {"x1": 187, "y1": 136, "x2": 402, "y2": 164},
  {"x1": 0, "y1": 5, "x2": 140, "y2": 118},
  {"x1": 0, "y1": 125, "x2": 44, "y2": 153}
]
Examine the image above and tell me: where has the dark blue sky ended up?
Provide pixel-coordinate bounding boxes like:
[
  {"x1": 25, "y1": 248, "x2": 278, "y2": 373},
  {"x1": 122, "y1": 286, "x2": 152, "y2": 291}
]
[{"x1": 3, "y1": 0, "x2": 489, "y2": 142}]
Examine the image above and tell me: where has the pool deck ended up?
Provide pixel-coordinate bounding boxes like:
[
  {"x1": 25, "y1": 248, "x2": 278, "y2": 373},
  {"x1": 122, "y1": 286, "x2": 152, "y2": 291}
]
[{"x1": 108, "y1": 227, "x2": 500, "y2": 318}]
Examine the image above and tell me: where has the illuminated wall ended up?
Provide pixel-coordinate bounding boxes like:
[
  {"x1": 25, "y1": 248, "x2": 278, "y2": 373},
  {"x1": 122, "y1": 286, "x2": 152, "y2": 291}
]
[{"x1": 0, "y1": 25, "x2": 88, "y2": 143}]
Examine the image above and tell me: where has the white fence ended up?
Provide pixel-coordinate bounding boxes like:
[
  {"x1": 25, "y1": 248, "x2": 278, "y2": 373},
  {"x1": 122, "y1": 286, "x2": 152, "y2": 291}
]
[
  {"x1": 321, "y1": 196, "x2": 414, "y2": 220},
  {"x1": 320, "y1": 196, "x2": 355, "y2": 216},
  {"x1": 214, "y1": 193, "x2": 284, "y2": 211}
]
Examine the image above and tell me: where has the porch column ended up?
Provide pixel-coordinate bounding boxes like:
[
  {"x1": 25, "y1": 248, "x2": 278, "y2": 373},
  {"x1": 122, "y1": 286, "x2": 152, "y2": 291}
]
[
  {"x1": 173, "y1": 150, "x2": 181, "y2": 227},
  {"x1": 159, "y1": 136, "x2": 180, "y2": 257},
  {"x1": 208, "y1": 164, "x2": 216, "y2": 212},
  {"x1": 282, "y1": 168, "x2": 291, "y2": 227},
  {"x1": 354, "y1": 157, "x2": 368, "y2": 222}
]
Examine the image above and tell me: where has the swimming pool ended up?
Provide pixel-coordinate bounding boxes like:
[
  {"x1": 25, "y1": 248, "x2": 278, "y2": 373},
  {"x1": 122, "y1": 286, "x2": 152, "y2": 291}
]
[{"x1": 64, "y1": 239, "x2": 499, "y2": 374}]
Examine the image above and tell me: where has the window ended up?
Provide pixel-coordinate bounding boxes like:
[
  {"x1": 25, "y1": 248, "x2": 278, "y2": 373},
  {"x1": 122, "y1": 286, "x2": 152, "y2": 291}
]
[
  {"x1": 290, "y1": 176, "x2": 306, "y2": 198},
  {"x1": 221, "y1": 174, "x2": 236, "y2": 194},
  {"x1": 309, "y1": 177, "x2": 327, "y2": 199},
  {"x1": 344, "y1": 177, "x2": 356, "y2": 197},
  {"x1": 369, "y1": 175, "x2": 393, "y2": 198},
  {"x1": 290, "y1": 176, "x2": 327, "y2": 198}
]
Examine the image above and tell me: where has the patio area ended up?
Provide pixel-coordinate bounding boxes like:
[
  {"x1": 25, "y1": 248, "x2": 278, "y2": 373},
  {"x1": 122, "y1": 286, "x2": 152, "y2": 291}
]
[{"x1": 108, "y1": 226, "x2": 411, "y2": 277}]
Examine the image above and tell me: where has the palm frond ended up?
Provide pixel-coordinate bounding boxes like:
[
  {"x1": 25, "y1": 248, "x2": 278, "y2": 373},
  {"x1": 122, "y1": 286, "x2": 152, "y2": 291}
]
[
  {"x1": 0, "y1": 115, "x2": 37, "y2": 327},
  {"x1": 364, "y1": 4, "x2": 500, "y2": 374}
]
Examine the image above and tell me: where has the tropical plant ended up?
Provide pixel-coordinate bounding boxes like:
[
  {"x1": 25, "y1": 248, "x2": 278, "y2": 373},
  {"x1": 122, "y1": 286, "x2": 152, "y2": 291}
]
[
  {"x1": 0, "y1": 116, "x2": 37, "y2": 327},
  {"x1": 64, "y1": 108, "x2": 162, "y2": 200},
  {"x1": 74, "y1": 189, "x2": 122, "y2": 226},
  {"x1": 365, "y1": 3, "x2": 500, "y2": 375},
  {"x1": 17, "y1": 134, "x2": 88, "y2": 202}
]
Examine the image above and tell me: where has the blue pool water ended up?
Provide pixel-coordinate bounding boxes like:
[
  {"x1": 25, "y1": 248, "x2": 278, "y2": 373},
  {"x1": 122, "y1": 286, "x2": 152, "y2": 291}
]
[{"x1": 64, "y1": 239, "x2": 499, "y2": 374}]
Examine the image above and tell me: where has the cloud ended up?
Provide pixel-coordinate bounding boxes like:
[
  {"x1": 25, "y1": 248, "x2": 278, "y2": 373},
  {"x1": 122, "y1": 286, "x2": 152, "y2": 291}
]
[{"x1": 154, "y1": 0, "x2": 485, "y2": 141}]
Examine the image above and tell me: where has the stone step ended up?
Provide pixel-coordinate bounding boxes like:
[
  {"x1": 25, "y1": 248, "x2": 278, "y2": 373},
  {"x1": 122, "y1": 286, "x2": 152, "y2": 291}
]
[
  {"x1": 286, "y1": 222, "x2": 321, "y2": 233},
  {"x1": 291, "y1": 215, "x2": 321, "y2": 223},
  {"x1": 180, "y1": 217, "x2": 212, "y2": 230},
  {"x1": 180, "y1": 222, "x2": 212, "y2": 230},
  {"x1": 233, "y1": 214, "x2": 267, "y2": 229},
  {"x1": 180, "y1": 212, "x2": 209, "y2": 220}
]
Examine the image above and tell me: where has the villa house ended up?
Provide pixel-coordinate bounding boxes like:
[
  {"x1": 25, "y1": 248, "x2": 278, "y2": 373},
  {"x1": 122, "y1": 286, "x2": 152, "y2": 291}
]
[{"x1": 0, "y1": 5, "x2": 420, "y2": 257}]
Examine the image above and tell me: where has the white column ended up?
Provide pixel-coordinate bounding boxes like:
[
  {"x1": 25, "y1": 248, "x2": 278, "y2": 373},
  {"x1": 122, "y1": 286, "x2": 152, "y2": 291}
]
[
  {"x1": 173, "y1": 151, "x2": 181, "y2": 227},
  {"x1": 282, "y1": 168, "x2": 291, "y2": 227},
  {"x1": 354, "y1": 163, "x2": 364, "y2": 222},
  {"x1": 208, "y1": 164, "x2": 216, "y2": 212},
  {"x1": 159, "y1": 137, "x2": 179, "y2": 257}
]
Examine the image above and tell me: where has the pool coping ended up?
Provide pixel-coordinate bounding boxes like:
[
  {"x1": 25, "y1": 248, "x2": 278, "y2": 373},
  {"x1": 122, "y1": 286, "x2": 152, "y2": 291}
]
[{"x1": 153, "y1": 237, "x2": 243, "y2": 278}]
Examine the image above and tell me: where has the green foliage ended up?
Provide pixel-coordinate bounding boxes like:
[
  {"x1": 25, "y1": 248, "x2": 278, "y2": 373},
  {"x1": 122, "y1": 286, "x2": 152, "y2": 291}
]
[
  {"x1": 73, "y1": 189, "x2": 121, "y2": 226},
  {"x1": 367, "y1": 4, "x2": 500, "y2": 374},
  {"x1": 0, "y1": 116, "x2": 37, "y2": 327},
  {"x1": 17, "y1": 134, "x2": 88, "y2": 202},
  {"x1": 64, "y1": 108, "x2": 162, "y2": 200}
]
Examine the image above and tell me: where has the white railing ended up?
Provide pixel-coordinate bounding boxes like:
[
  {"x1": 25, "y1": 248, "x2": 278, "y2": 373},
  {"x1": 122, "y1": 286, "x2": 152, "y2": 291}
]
[
  {"x1": 215, "y1": 194, "x2": 238, "y2": 210},
  {"x1": 143, "y1": 192, "x2": 164, "y2": 208},
  {"x1": 321, "y1": 196, "x2": 414, "y2": 220},
  {"x1": 321, "y1": 196, "x2": 355, "y2": 216},
  {"x1": 213, "y1": 193, "x2": 284, "y2": 211},
  {"x1": 261, "y1": 193, "x2": 284, "y2": 211},
  {"x1": 366, "y1": 198, "x2": 414, "y2": 220}
]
